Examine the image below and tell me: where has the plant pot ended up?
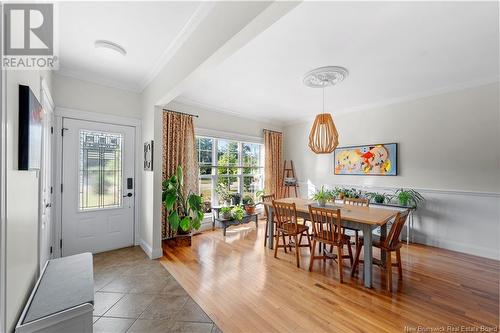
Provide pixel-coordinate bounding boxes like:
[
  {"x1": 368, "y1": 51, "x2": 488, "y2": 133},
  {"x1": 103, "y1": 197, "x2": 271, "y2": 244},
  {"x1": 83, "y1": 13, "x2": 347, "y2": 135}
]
[
  {"x1": 338, "y1": 193, "x2": 344, "y2": 200},
  {"x1": 244, "y1": 205, "x2": 255, "y2": 215},
  {"x1": 317, "y1": 199, "x2": 326, "y2": 207},
  {"x1": 222, "y1": 212, "x2": 232, "y2": 220},
  {"x1": 164, "y1": 234, "x2": 192, "y2": 247},
  {"x1": 375, "y1": 197, "x2": 385, "y2": 204},
  {"x1": 399, "y1": 198, "x2": 409, "y2": 206}
]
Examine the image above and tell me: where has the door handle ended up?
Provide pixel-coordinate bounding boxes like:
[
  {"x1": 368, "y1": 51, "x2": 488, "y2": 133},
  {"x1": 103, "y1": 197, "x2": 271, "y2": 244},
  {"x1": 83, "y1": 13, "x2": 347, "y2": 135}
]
[
  {"x1": 45, "y1": 203, "x2": 52, "y2": 208},
  {"x1": 123, "y1": 193, "x2": 133, "y2": 198}
]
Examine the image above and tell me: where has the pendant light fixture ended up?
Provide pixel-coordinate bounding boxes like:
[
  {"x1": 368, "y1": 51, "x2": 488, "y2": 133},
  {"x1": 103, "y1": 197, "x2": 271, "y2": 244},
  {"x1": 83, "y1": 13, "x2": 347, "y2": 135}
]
[{"x1": 304, "y1": 66, "x2": 348, "y2": 154}]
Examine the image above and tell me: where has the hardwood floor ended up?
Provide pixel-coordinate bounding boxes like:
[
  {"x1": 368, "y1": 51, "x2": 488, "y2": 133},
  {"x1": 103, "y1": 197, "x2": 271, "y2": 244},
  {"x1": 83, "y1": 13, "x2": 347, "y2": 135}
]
[{"x1": 161, "y1": 219, "x2": 499, "y2": 333}]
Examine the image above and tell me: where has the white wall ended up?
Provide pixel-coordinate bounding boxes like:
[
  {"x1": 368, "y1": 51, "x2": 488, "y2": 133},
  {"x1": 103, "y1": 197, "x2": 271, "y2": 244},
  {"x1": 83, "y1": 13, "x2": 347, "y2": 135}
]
[
  {"x1": 52, "y1": 73, "x2": 141, "y2": 119},
  {"x1": 167, "y1": 101, "x2": 283, "y2": 138},
  {"x1": 4, "y1": 70, "x2": 53, "y2": 332},
  {"x1": 284, "y1": 83, "x2": 500, "y2": 259}
]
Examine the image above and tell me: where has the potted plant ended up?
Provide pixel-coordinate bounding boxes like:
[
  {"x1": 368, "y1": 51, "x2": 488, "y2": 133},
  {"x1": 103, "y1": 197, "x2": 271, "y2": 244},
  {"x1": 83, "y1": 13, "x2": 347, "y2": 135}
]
[
  {"x1": 231, "y1": 192, "x2": 242, "y2": 205},
  {"x1": 311, "y1": 186, "x2": 333, "y2": 207},
  {"x1": 216, "y1": 184, "x2": 232, "y2": 206},
  {"x1": 394, "y1": 188, "x2": 425, "y2": 207},
  {"x1": 242, "y1": 195, "x2": 256, "y2": 215},
  {"x1": 366, "y1": 192, "x2": 391, "y2": 204},
  {"x1": 220, "y1": 206, "x2": 232, "y2": 220},
  {"x1": 162, "y1": 165, "x2": 204, "y2": 246},
  {"x1": 231, "y1": 205, "x2": 245, "y2": 221}
]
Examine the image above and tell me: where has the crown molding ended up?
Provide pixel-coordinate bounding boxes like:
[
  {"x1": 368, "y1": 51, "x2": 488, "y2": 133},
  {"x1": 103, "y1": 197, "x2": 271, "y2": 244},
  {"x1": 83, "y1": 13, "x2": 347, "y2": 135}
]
[
  {"x1": 138, "y1": 2, "x2": 216, "y2": 92},
  {"x1": 169, "y1": 97, "x2": 286, "y2": 128},
  {"x1": 284, "y1": 76, "x2": 499, "y2": 127}
]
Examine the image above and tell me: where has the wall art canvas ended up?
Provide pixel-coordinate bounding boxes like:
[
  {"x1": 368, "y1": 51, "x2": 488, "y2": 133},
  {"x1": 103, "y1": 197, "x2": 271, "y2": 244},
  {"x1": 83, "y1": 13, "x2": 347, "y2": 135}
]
[
  {"x1": 334, "y1": 143, "x2": 397, "y2": 176},
  {"x1": 144, "y1": 140, "x2": 153, "y2": 171}
]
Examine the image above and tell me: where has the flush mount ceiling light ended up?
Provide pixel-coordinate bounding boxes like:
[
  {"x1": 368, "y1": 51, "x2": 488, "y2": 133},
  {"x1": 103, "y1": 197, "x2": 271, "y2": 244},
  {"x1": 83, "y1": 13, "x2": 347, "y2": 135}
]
[
  {"x1": 94, "y1": 40, "x2": 127, "y2": 56},
  {"x1": 305, "y1": 66, "x2": 348, "y2": 154}
]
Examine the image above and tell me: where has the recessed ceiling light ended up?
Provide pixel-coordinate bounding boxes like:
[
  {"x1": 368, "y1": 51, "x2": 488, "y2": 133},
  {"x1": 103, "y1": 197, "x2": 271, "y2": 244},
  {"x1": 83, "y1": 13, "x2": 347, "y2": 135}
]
[{"x1": 94, "y1": 40, "x2": 127, "y2": 56}]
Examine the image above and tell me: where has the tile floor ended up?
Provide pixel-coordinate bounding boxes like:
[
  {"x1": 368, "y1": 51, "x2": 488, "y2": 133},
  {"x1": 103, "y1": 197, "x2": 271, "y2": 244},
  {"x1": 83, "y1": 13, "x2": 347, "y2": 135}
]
[{"x1": 93, "y1": 246, "x2": 221, "y2": 333}]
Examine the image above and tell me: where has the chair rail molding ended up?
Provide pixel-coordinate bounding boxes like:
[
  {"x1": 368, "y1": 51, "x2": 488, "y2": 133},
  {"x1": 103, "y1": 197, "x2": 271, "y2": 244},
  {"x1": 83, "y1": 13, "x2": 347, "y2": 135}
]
[{"x1": 298, "y1": 181, "x2": 500, "y2": 260}]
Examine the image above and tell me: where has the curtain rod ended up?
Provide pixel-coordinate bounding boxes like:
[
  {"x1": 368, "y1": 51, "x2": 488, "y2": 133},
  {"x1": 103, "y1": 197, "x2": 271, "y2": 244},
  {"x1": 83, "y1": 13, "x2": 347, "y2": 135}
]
[
  {"x1": 263, "y1": 128, "x2": 282, "y2": 134},
  {"x1": 163, "y1": 109, "x2": 199, "y2": 118}
]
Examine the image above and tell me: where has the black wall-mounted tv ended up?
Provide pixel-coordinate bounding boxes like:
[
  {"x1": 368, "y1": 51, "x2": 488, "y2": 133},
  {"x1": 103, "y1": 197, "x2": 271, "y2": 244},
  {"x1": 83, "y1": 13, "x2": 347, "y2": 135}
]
[{"x1": 18, "y1": 85, "x2": 43, "y2": 170}]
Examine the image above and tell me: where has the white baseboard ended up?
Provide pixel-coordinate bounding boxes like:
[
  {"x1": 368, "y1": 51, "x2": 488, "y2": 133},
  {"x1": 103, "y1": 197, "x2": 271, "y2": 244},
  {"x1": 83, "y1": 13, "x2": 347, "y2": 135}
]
[{"x1": 140, "y1": 239, "x2": 163, "y2": 259}]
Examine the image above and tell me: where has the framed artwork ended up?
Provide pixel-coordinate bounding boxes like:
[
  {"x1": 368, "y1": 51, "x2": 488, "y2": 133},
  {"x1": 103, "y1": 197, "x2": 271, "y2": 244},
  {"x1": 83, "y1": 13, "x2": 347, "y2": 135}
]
[
  {"x1": 334, "y1": 143, "x2": 397, "y2": 176},
  {"x1": 144, "y1": 140, "x2": 153, "y2": 171}
]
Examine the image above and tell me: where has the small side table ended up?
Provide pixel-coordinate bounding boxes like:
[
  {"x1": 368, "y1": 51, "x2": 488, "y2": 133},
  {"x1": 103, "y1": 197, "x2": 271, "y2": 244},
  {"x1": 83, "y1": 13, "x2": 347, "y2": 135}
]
[{"x1": 215, "y1": 213, "x2": 259, "y2": 236}]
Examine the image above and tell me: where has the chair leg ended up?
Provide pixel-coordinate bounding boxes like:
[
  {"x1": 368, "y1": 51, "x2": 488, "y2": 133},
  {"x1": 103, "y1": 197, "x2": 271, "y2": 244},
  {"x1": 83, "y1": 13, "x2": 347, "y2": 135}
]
[
  {"x1": 337, "y1": 245, "x2": 344, "y2": 283},
  {"x1": 351, "y1": 241, "x2": 363, "y2": 277},
  {"x1": 309, "y1": 239, "x2": 317, "y2": 272},
  {"x1": 282, "y1": 234, "x2": 287, "y2": 253},
  {"x1": 355, "y1": 230, "x2": 359, "y2": 247},
  {"x1": 305, "y1": 230, "x2": 312, "y2": 251},
  {"x1": 274, "y1": 231, "x2": 280, "y2": 259},
  {"x1": 294, "y1": 234, "x2": 300, "y2": 268},
  {"x1": 346, "y1": 242, "x2": 353, "y2": 267},
  {"x1": 396, "y1": 248, "x2": 403, "y2": 280},
  {"x1": 386, "y1": 251, "x2": 393, "y2": 292},
  {"x1": 264, "y1": 220, "x2": 269, "y2": 247}
]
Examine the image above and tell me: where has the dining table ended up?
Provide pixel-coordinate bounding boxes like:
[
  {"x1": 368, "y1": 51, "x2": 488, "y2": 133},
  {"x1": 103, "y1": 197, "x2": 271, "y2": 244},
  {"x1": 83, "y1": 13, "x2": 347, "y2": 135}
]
[{"x1": 264, "y1": 197, "x2": 398, "y2": 288}]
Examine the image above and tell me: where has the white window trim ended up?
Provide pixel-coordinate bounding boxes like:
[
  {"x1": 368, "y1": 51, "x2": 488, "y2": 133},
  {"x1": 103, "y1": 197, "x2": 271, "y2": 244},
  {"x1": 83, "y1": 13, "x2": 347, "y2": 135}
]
[{"x1": 196, "y1": 133, "x2": 264, "y2": 207}]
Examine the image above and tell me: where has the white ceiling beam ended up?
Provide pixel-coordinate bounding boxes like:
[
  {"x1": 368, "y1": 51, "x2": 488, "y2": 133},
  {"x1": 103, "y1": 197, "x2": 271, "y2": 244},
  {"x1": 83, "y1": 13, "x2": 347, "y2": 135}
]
[{"x1": 141, "y1": 1, "x2": 300, "y2": 107}]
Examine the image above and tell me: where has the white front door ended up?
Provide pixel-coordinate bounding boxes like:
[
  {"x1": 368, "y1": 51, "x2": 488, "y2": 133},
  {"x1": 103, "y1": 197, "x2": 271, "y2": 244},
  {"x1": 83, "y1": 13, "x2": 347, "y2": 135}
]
[{"x1": 61, "y1": 118, "x2": 135, "y2": 256}]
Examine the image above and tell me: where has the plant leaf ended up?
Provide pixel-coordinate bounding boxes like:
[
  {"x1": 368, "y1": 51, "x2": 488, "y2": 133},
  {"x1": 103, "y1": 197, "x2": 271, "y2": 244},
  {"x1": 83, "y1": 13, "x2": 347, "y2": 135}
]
[
  {"x1": 176, "y1": 165, "x2": 184, "y2": 187},
  {"x1": 168, "y1": 211, "x2": 180, "y2": 231},
  {"x1": 179, "y1": 216, "x2": 190, "y2": 232},
  {"x1": 192, "y1": 217, "x2": 201, "y2": 230},
  {"x1": 164, "y1": 189, "x2": 177, "y2": 211}
]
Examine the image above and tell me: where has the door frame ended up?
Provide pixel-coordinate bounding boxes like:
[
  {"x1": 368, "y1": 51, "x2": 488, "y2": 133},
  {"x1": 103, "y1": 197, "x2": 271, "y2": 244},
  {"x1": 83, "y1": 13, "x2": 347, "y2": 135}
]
[
  {"x1": 39, "y1": 78, "x2": 55, "y2": 271},
  {"x1": 54, "y1": 107, "x2": 142, "y2": 258}
]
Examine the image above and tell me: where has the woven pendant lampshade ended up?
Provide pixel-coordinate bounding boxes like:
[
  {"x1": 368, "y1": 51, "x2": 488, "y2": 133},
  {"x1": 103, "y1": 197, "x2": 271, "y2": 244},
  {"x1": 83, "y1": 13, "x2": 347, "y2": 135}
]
[
  {"x1": 308, "y1": 113, "x2": 339, "y2": 154},
  {"x1": 303, "y1": 66, "x2": 348, "y2": 154}
]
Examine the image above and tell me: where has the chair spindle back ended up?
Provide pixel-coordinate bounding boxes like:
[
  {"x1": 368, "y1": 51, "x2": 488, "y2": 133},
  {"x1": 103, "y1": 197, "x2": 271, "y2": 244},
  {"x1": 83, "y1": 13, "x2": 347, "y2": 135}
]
[
  {"x1": 308, "y1": 206, "x2": 342, "y2": 244},
  {"x1": 384, "y1": 210, "x2": 411, "y2": 249}
]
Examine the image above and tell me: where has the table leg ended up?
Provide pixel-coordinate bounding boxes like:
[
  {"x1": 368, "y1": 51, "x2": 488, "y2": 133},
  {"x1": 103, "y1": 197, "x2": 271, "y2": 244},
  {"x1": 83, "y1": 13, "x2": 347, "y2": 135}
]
[
  {"x1": 380, "y1": 223, "x2": 387, "y2": 263},
  {"x1": 362, "y1": 224, "x2": 373, "y2": 288},
  {"x1": 268, "y1": 206, "x2": 274, "y2": 249},
  {"x1": 255, "y1": 215, "x2": 258, "y2": 229}
]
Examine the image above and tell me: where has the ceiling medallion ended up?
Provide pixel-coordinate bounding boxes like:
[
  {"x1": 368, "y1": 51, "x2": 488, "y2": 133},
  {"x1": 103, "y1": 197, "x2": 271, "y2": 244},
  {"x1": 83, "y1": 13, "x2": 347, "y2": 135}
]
[
  {"x1": 303, "y1": 66, "x2": 348, "y2": 88},
  {"x1": 304, "y1": 66, "x2": 347, "y2": 154}
]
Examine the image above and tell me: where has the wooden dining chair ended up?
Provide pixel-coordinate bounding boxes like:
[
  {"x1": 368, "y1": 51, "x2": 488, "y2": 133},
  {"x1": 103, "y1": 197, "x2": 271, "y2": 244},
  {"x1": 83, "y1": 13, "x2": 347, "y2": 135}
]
[
  {"x1": 308, "y1": 206, "x2": 351, "y2": 283},
  {"x1": 262, "y1": 194, "x2": 276, "y2": 247},
  {"x1": 272, "y1": 200, "x2": 311, "y2": 268},
  {"x1": 343, "y1": 197, "x2": 370, "y2": 247},
  {"x1": 351, "y1": 209, "x2": 411, "y2": 291}
]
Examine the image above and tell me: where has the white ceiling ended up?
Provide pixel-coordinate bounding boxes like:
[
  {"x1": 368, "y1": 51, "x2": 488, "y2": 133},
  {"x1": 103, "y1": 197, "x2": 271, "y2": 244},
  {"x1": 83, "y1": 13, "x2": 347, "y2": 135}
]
[
  {"x1": 177, "y1": 1, "x2": 499, "y2": 125},
  {"x1": 57, "y1": 1, "x2": 201, "y2": 92}
]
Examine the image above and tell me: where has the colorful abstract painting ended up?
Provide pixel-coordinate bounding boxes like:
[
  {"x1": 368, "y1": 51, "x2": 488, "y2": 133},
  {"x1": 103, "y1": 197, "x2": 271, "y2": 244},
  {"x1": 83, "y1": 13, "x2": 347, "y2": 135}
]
[{"x1": 334, "y1": 143, "x2": 397, "y2": 176}]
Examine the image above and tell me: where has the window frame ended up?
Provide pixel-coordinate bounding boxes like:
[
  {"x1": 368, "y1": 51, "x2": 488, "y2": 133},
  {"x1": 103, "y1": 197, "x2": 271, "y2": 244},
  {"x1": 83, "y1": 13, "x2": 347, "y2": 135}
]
[{"x1": 196, "y1": 135, "x2": 264, "y2": 207}]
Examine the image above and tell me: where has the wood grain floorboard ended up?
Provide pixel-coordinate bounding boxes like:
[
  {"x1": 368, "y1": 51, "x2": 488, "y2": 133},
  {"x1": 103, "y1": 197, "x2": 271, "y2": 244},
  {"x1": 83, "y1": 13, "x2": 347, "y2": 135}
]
[{"x1": 160, "y1": 220, "x2": 499, "y2": 333}]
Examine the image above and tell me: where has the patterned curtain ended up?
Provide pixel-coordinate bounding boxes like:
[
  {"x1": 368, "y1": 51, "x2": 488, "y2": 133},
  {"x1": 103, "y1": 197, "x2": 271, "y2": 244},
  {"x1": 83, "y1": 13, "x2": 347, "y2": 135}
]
[
  {"x1": 162, "y1": 111, "x2": 199, "y2": 239},
  {"x1": 264, "y1": 130, "x2": 283, "y2": 199}
]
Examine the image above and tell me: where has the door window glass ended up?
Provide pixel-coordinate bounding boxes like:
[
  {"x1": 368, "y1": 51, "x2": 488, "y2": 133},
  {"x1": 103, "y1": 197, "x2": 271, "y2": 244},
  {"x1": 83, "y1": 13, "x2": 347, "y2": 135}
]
[{"x1": 79, "y1": 130, "x2": 123, "y2": 210}]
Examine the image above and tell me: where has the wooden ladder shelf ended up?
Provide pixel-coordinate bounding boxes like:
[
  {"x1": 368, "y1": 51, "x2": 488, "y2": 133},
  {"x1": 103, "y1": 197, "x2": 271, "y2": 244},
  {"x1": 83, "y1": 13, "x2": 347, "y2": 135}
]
[{"x1": 281, "y1": 160, "x2": 299, "y2": 198}]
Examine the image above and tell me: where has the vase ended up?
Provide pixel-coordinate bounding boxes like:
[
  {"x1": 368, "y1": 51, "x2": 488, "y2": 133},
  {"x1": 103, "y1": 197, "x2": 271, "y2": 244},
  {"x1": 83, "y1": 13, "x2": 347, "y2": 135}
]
[{"x1": 317, "y1": 199, "x2": 326, "y2": 207}]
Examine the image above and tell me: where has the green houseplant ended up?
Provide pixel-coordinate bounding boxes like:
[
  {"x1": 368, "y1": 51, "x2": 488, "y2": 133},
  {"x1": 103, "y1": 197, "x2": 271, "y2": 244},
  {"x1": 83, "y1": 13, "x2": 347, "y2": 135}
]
[
  {"x1": 242, "y1": 195, "x2": 256, "y2": 215},
  {"x1": 231, "y1": 206, "x2": 245, "y2": 221},
  {"x1": 312, "y1": 186, "x2": 333, "y2": 207},
  {"x1": 366, "y1": 192, "x2": 392, "y2": 204},
  {"x1": 394, "y1": 188, "x2": 425, "y2": 207},
  {"x1": 220, "y1": 206, "x2": 232, "y2": 220},
  {"x1": 162, "y1": 165, "x2": 204, "y2": 234}
]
